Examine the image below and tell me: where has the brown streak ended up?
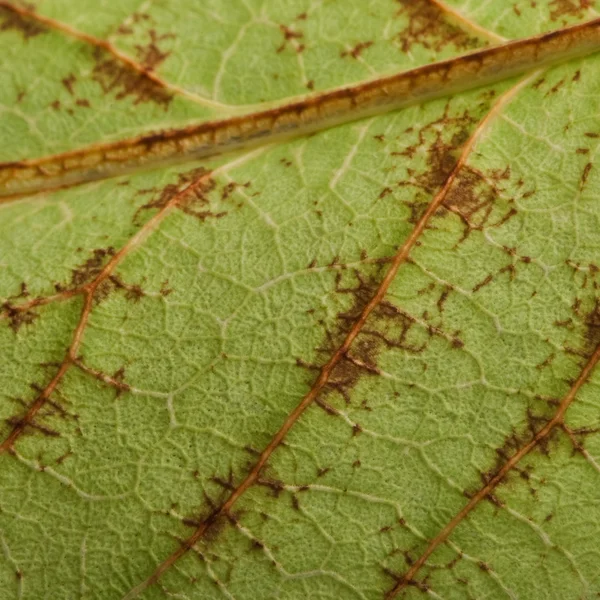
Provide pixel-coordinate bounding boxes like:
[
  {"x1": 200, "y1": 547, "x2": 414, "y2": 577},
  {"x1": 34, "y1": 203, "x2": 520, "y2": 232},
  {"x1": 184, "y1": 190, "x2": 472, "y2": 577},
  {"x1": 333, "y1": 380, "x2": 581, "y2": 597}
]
[
  {"x1": 0, "y1": 170, "x2": 213, "y2": 453},
  {"x1": 0, "y1": 288, "x2": 80, "y2": 321},
  {"x1": 385, "y1": 343, "x2": 600, "y2": 598},
  {"x1": 0, "y1": 2, "x2": 178, "y2": 99},
  {"x1": 121, "y1": 74, "x2": 527, "y2": 600},
  {"x1": 2, "y1": 18, "x2": 600, "y2": 197}
]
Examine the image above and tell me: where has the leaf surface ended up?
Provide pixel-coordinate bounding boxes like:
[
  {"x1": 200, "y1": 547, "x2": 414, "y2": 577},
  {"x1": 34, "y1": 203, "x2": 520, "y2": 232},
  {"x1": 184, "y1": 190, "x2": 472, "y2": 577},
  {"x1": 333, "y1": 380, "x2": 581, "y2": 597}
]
[{"x1": 1, "y1": 2, "x2": 600, "y2": 599}]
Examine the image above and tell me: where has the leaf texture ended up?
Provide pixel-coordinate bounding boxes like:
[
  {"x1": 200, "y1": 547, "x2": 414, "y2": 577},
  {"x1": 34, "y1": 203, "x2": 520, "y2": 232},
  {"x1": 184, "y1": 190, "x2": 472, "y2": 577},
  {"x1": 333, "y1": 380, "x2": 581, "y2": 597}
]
[{"x1": 1, "y1": 2, "x2": 600, "y2": 599}]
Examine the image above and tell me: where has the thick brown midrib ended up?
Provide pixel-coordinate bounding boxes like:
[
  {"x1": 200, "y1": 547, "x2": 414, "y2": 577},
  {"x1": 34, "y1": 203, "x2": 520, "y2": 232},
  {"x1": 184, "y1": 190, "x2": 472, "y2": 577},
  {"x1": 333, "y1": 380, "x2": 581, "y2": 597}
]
[
  {"x1": 2, "y1": 18, "x2": 600, "y2": 198},
  {"x1": 120, "y1": 74, "x2": 531, "y2": 600},
  {"x1": 385, "y1": 342, "x2": 600, "y2": 598}
]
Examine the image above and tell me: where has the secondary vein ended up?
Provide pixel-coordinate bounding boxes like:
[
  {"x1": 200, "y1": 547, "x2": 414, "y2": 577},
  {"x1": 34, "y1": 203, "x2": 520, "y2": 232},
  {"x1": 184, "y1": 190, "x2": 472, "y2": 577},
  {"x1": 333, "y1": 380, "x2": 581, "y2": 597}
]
[{"x1": 120, "y1": 69, "x2": 536, "y2": 600}]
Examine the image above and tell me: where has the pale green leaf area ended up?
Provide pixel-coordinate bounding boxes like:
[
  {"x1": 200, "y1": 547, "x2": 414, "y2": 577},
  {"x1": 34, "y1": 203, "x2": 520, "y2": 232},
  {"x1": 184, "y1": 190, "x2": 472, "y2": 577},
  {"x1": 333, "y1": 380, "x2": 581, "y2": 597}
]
[{"x1": 1, "y1": 1, "x2": 600, "y2": 600}]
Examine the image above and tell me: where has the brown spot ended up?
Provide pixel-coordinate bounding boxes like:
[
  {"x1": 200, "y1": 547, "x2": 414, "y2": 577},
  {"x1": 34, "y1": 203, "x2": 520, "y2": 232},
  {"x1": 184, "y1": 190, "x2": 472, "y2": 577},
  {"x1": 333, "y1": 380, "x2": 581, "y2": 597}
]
[
  {"x1": 277, "y1": 24, "x2": 304, "y2": 54},
  {"x1": 76, "y1": 98, "x2": 90, "y2": 108},
  {"x1": 394, "y1": 0, "x2": 481, "y2": 53},
  {"x1": 0, "y1": 4, "x2": 45, "y2": 38},
  {"x1": 549, "y1": 0, "x2": 593, "y2": 22},
  {"x1": 546, "y1": 77, "x2": 566, "y2": 95},
  {"x1": 580, "y1": 162, "x2": 592, "y2": 188},
  {"x1": 583, "y1": 299, "x2": 600, "y2": 357},
  {"x1": 443, "y1": 165, "x2": 514, "y2": 238},
  {"x1": 91, "y1": 47, "x2": 172, "y2": 109},
  {"x1": 134, "y1": 29, "x2": 174, "y2": 71},
  {"x1": 160, "y1": 280, "x2": 173, "y2": 296},
  {"x1": 257, "y1": 477, "x2": 285, "y2": 497},
  {"x1": 108, "y1": 275, "x2": 145, "y2": 302},
  {"x1": 341, "y1": 41, "x2": 374, "y2": 59},
  {"x1": 135, "y1": 167, "x2": 211, "y2": 221},
  {"x1": 472, "y1": 274, "x2": 493, "y2": 293},
  {"x1": 306, "y1": 80, "x2": 314, "y2": 90},
  {"x1": 304, "y1": 266, "x2": 458, "y2": 413},
  {"x1": 62, "y1": 74, "x2": 77, "y2": 95},
  {"x1": 70, "y1": 247, "x2": 116, "y2": 288}
]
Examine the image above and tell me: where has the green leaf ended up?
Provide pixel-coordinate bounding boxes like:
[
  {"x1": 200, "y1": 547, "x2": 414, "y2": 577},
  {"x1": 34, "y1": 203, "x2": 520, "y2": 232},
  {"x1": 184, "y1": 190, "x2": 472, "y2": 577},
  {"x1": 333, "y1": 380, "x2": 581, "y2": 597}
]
[{"x1": 1, "y1": 2, "x2": 600, "y2": 599}]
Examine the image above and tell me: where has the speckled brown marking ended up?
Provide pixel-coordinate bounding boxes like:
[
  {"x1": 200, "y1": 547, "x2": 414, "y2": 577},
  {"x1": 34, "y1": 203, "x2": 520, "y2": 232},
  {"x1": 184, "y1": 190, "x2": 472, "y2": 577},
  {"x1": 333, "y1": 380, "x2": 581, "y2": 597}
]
[
  {"x1": 4, "y1": 18, "x2": 600, "y2": 197},
  {"x1": 0, "y1": 168, "x2": 217, "y2": 453},
  {"x1": 0, "y1": 2, "x2": 44, "y2": 38},
  {"x1": 394, "y1": 0, "x2": 481, "y2": 53},
  {"x1": 549, "y1": 0, "x2": 594, "y2": 22},
  {"x1": 341, "y1": 41, "x2": 374, "y2": 59},
  {"x1": 384, "y1": 343, "x2": 600, "y2": 598},
  {"x1": 119, "y1": 79, "x2": 530, "y2": 600}
]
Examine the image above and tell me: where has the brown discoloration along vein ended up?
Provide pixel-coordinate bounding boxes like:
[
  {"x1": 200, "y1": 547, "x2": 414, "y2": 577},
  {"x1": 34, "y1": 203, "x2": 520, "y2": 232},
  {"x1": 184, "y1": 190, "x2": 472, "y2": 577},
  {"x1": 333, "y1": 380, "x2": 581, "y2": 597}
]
[
  {"x1": 2, "y1": 18, "x2": 600, "y2": 197},
  {"x1": 426, "y1": 0, "x2": 507, "y2": 42},
  {"x1": 385, "y1": 342, "x2": 600, "y2": 598},
  {"x1": 121, "y1": 73, "x2": 532, "y2": 600},
  {"x1": 0, "y1": 169, "x2": 213, "y2": 454},
  {"x1": 0, "y1": 1, "x2": 213, "y2": 109}
]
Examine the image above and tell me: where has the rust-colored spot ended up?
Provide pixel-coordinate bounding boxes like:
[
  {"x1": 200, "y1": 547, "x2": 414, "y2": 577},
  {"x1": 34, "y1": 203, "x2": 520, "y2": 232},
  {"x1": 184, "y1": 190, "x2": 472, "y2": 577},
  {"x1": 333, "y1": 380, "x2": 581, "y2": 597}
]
[
  {"x1": 277, "y1": 24, "x2": 304, "y2": 54},
  {"x1": 394, "y1": 0, "x2": 481, "y2": 53},
  {"x1": 443, "y1": 165, "x2": 515, "y2": 239},
  {"x1": 134, "y1": 29, "x2": 174, "y2": 71},
  {"x1": 580, "y1": 162, "x2": 593, "y2": 188},
  {"x1": 70, "y1": 247, "x2": 116, "y2": 287},
  {"x1": 61, "y1": 73, "x2": 76, "y2": 95},
  {"x1": 0, "y1": 3, "x2": 45, "y2": 38},
  {"x1": 91, "y1": 47, "x2": 172, "y2": 109},
  {"x1": 549, "y1": 0, "x2": 593, "y2": 22},
  {"x1": 341, "y1": 41, "x2": 374, "y2": 59}
]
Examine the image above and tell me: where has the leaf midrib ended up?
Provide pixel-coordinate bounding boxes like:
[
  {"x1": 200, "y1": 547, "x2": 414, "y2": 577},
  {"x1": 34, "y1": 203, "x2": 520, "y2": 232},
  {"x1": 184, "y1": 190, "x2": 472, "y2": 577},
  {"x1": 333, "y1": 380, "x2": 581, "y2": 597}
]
[{"x1": 2, "y1": 13, "x2": 600, "y2": 198}]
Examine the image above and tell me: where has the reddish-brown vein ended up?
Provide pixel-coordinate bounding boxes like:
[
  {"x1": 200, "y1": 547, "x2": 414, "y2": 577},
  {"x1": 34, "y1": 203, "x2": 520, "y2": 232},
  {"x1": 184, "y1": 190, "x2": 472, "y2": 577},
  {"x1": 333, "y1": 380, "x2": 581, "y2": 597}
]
[
  {"x1": 385, "y1": 341, "x2": 600, "y2": 598},
  {"x1": 121, "y1": 71, "x2": 533, "y2": 600},
  {"x1": 2, "y1": 18, "x2": 600, "y2": 198},
  {"x1": 0, "y1": 169, "x2": 212, "y2": 454},
  {"x1": 0, "y1": 1, "x2": 215, "y2": 108},
  {"x1": 428, "y1": 0, "x2": 507, "y2": 43},
  {"x1": 0, "y1": 288, "x2": 80, "y2": 321}
]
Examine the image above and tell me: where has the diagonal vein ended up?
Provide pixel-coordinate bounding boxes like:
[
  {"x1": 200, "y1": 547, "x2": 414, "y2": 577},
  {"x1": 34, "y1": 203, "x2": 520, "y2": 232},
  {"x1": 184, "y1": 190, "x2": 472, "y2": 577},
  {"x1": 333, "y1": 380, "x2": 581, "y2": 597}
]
[
  {"x1": 120, "y1": 70, "x2": 538, "y2": 600},
  {"x1": 0, "y1": 149, "x2": 263, "y2": 454},
  {"x1": 2, "y1": 18, "x2": 600, "y2": 198},
  {"x1": 385, "y1": 341, "x2": 600, "y2": 599},
  {"x1": 428, "y1": 0, "x2": 507, "y2": 43},
  {"x1": 0, "y1": 0, "x2": 229, "y2": 110}
]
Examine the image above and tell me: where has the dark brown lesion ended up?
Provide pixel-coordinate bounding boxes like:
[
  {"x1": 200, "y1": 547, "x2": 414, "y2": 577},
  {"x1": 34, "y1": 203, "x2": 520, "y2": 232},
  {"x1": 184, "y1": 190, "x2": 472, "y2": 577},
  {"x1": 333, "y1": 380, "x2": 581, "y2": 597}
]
[
  {"x1": 549, "y1": 0, "x2": 594, "y2": 22},
  {"x1": 277, "y1": 23, "x2": 305, "y2": 54},
  {"x1": 441, "y1": 164, "x2": 519, "y2": 242},
  {"x1": 1, "y1": 282, "x2": 38, "y2": 332},
  {"x1": 0, "y1": 2, "x2": 45, "y2": 39},
  {"x1": 341, "y1": 41, "x2": 374, "y2": 59},
  {"x1": 133, "y1": 167, "x2": 214, "y2": 223},
  {"x1": 91, "y1": 46, "x2": 173, "y2": 109},
  {"x1": 394, "y1": 0, "x2": 483, "y2": 53},
  {"x1": 301, "y1": 264, "x2": 464, "y2": 412}
]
